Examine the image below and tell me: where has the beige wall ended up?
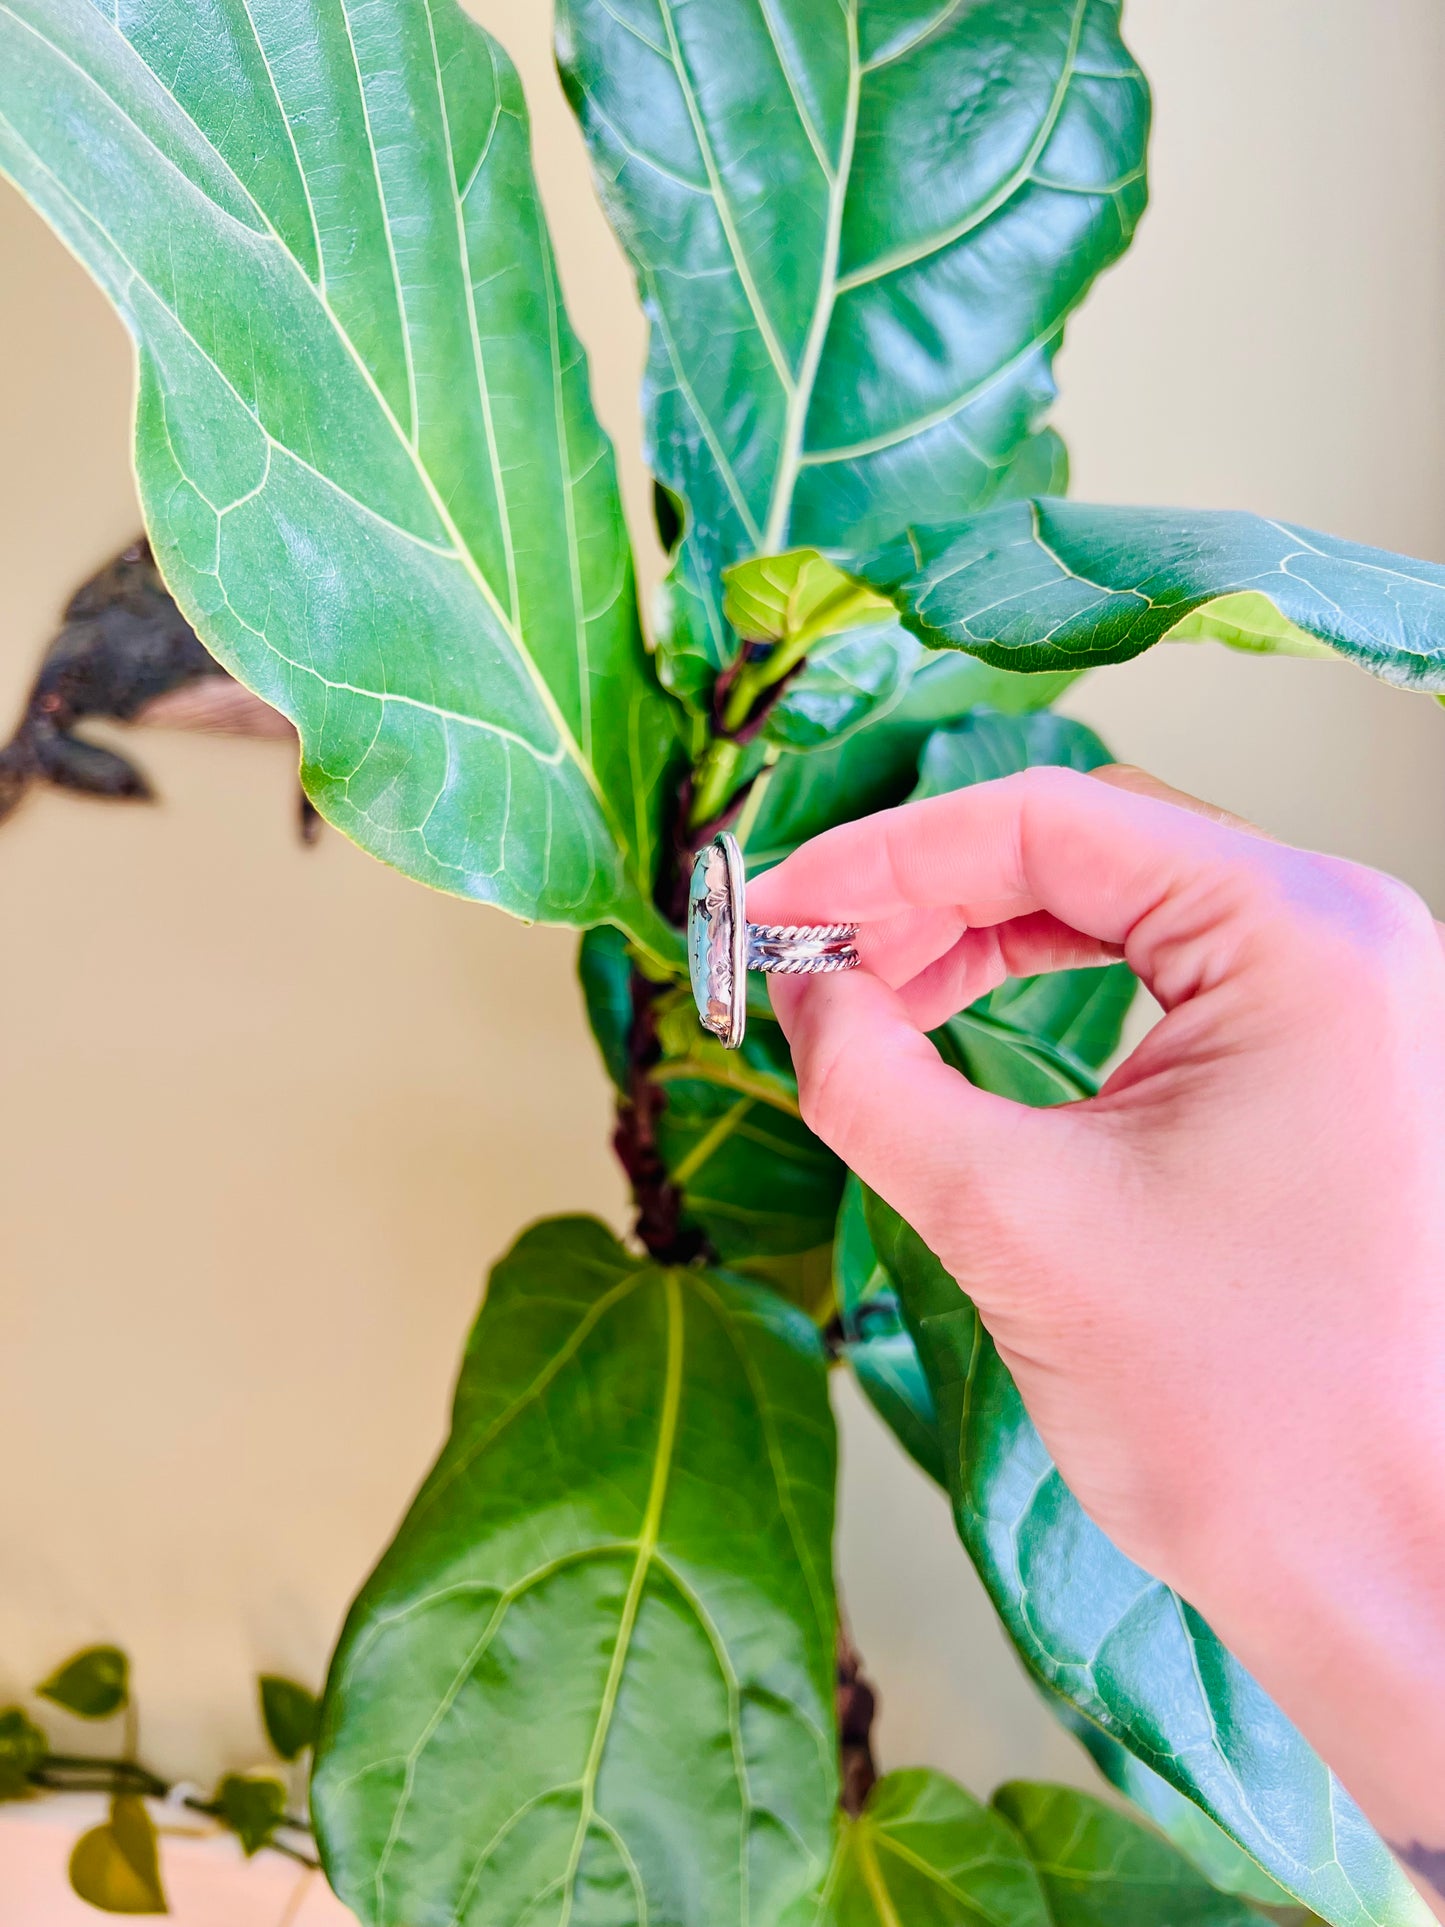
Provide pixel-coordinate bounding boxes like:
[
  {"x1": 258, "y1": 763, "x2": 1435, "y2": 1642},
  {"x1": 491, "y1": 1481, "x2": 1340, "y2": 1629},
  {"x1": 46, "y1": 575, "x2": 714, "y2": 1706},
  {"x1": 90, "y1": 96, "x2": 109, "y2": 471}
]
[{"x1": 1, "y1": 0, "x2": 1442, "y2": 1802}]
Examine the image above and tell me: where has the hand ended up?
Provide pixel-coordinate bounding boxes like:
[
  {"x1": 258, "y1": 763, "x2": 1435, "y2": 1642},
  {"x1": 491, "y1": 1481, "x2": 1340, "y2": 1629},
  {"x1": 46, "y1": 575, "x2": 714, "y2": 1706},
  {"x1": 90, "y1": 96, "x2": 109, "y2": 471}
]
[{"x1": 748, "y1": 764, "x2": 1445, "y2": 1902}]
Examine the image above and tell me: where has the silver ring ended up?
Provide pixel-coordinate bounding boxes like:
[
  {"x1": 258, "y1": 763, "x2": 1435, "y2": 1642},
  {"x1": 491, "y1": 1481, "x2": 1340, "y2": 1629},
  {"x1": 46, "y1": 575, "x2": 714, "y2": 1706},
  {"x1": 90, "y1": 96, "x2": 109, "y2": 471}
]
[{"x1": 687, "y1": 832, "x2": 859, "y2": 1049}]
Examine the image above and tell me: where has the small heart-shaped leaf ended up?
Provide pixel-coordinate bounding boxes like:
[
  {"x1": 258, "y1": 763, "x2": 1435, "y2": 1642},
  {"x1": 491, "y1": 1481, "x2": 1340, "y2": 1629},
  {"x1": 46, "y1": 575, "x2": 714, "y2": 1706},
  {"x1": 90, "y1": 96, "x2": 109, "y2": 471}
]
[
  {"x1": 258, "y1": 1676, "x2": 318, "y2": 1764},
  {"x1": 38, "y1": 1646, "x2": 129, "y2": 1720},
  {"x1": 68, "y1": 1795, "x2": 167, "y2": 1915},
  {"x1": 215, "y1": 1773, "x2": 287, "y2": 1858},
  {"x1": 0, "y1": 1706, "x2": 46, "y2": 1800}
]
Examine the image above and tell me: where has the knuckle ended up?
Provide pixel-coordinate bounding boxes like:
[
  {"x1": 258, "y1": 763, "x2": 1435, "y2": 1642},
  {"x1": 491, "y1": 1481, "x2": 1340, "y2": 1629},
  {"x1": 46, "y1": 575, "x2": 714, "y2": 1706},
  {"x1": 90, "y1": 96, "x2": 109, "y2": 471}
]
[
  {"x1": 1312, "y1": 855, "x2": 1433, "y2": 954},
  {"x1": 1016, "y1": 763, "x2": 1087, "y2": 808}
]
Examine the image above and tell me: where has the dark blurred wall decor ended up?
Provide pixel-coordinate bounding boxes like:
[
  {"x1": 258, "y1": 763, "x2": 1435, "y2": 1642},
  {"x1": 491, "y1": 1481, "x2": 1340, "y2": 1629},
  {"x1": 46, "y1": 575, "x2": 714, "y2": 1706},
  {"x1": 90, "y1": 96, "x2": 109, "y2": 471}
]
[{"x1": 0, "y1": 540, "x2": 315, "y2": 838}]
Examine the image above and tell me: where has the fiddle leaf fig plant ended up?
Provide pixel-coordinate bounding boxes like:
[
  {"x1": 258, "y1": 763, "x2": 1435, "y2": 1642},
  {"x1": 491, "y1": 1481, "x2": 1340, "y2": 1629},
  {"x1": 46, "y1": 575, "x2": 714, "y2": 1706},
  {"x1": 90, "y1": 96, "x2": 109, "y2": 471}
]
[{"x1": 3, "y1": 1, "x2": 1444, "y2": 1923}]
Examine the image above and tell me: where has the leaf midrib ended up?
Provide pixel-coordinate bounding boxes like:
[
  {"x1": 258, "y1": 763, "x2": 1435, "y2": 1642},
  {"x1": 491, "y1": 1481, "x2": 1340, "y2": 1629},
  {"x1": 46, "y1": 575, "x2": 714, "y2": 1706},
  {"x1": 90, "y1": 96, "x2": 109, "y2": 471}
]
[
  {"x1": 761, "y1": 1, "x2": 860, "y2": 552},
  {"x1": 759, "y1": 0, "x2": 1091, "y2": 544},
  {"x1": 556, "y1": 1270, "x2": 685, "y2": 1927},
  {"x1": 833, "y1": 0, "x2": 1090, "y2": 296}
]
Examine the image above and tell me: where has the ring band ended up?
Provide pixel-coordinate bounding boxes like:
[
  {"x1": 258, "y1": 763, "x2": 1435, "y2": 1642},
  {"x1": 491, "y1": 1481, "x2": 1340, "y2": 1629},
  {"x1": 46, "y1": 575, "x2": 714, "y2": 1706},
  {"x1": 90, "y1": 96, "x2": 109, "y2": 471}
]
[
  {"x1": 688, "y1": 832, "x2": 859, "y2": 1048},
  {"x1": 746, "y1": 924, "x2": 861, "y2": 972}
]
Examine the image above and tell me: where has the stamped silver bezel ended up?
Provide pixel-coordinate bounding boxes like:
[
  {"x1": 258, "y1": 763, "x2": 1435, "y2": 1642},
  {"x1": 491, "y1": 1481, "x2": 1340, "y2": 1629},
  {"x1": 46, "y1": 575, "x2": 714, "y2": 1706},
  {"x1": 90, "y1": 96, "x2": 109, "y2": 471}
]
[{"x1": 687, "y1": 831, "x2": 748, "y2": 1049}]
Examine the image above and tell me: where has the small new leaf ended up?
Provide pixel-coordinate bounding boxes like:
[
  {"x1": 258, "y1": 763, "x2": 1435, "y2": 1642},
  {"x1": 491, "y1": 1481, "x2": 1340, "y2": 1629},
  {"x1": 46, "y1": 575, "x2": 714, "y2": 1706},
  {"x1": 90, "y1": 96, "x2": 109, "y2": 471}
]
[
  {"x1": 258, "y1": 1676, "x2": 318, "y2": 1764},
  {"x1": 724, "y1": 551, "x2": 893, "y2": 654},
  {"x1": 0, "y1": 1706, "x2": 45, "y2": 1800},
  {"x1": 38, "y1": 1646, "x2": 129, "y2": 1719},
  {"x1": 215, "y1": 1773, "x2": 287, "y2": 1858},
  {"x1": 68, "y1": 1795, "x2": 167, "y2": 1915}
]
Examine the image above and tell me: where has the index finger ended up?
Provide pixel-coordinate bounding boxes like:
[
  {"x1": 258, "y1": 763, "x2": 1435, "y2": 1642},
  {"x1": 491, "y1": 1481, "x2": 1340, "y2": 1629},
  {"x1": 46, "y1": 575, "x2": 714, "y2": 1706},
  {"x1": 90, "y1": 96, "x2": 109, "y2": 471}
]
[{"x1": 746, "y1": 765, "x2": 1295, "y2": 1007}]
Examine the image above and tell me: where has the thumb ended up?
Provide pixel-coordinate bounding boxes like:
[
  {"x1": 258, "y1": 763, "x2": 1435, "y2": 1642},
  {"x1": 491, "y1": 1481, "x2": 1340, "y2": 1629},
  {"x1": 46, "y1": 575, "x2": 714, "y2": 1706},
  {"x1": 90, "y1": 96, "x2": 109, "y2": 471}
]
[{"x1": 770, "y1": 967, "x2": 1065, "y2": 1263}]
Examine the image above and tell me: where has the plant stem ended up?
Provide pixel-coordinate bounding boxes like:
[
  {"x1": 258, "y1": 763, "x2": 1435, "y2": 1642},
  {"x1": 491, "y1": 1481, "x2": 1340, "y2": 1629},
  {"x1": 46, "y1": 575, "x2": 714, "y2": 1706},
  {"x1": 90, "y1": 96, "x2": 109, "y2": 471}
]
[
  {"x1": 29, "y1": 1754, "x2": 319, "y2": 1871},
  {"x1": 837, "y1": 1627, "x2": 879, "y2": 1818},
  {"x1": 33, "y1": 1755, "x2": 168, "y2": 1798},
  {"x1": 688, "y1": 739, "x2": 743, "y2": 830},
  {"x1": 182, "y1": 1796, "x2": 319, "y2": 1868}
]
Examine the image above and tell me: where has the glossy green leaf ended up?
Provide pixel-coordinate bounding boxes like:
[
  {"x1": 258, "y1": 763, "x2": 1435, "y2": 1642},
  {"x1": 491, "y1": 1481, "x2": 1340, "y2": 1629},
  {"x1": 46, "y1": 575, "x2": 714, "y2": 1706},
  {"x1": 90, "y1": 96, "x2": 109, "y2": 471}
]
[
  {"x1": 821, "y1": 1769, "x2": 1047, "y2": 1927},
  {"x1": 977, "y1": 961, "x2": 1138, "y2": 1075},
  {"x1": 742, "y1": 655, "x2": 1078, "y2": 874},
  {"x1": 865, "y1": 1195, "x2": 1433, "y2": 1927},
  {"x1": 764, "y1": 621, "x2": 924, "y2": 754},
  {"x1": 858, "y1": 501, "x2": 1445, "y2": 691},
  {"x1": 557, "y1": 0, "x2": 1149, "y2": 705},
  {"x1": 0, "y1": 0, "x2": 681, "y2": 950},
  {"x1": 215, "y1": 1773, "x2": 287, "y2": 1858},
  {"x1": 935, "y1": 1005, "x2": 1098, "y2": 1105},
  {"x1": 833, "y1": 1177, "x2": 943, "y2": 1486},
  {"x1": 38, "y1": 1645, "x2": 129, "y2": 1720},
  {"x1": 1050, "y1": 1703, "x2": 1296, "y2": 1908},
  {"x1": 68, "y1": 1795, "x2": 167, "y2": 1916},
  {"x1": 577, "y1": 923, "x2": 636, "y2": 1096},
  {"x1": 911, "y1": 707, "x2": 1113, "y2": 800},
  {"x1": 258, "y1": 1675, "x2": 318, "y2": 1764},
  {"x1": 653, "y1": 1010, "x2": 845, "y2": 1270},
  {"x1": 1167, "y1": 589, "x2": 1339, "y2": 661},
  {"x1": 0, "y1": 1707, "x2": 46, "y2": 1800},
  {"x1": 725, "y1": 550, "x2": 893, "y2": 654},
  {"x1": 313, "y1": 1215, "x2": 837, "y2": 1927},
  {"x1": 992, "y1": 1780, "x2": 1262, "y2": 1926},
  {"x1": 931, "y1": 959, "x2": 1138, "y2": 1109},
  {"x1": 815, "y1": 1769, "x2": 1259, "y2": 1927}
]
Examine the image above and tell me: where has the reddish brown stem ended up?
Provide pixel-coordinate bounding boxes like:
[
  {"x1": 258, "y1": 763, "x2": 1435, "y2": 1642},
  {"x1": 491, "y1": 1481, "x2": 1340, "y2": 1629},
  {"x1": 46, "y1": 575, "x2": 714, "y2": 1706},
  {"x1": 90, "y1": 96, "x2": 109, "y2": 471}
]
[{"x1": 837, "y1": 1626, "x2": 879, "y2": 1818}]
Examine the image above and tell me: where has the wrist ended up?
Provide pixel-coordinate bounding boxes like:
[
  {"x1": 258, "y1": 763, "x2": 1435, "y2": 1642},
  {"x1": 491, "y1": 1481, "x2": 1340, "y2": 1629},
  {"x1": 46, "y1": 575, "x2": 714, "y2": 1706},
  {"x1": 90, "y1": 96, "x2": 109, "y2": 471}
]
[{"x1": 1193, "y1": 1426, "x2": 1445, "y2": 1848}]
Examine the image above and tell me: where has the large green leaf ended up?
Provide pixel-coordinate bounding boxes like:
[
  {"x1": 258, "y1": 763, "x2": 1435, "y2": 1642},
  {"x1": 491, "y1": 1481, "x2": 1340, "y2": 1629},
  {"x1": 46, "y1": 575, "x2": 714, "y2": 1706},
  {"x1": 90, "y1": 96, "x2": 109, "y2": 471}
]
[
  {"x1": 834, "y1": 1176, "x2": 944, "y2": 1486},
  {"x1": 991, "y1": 1780, "x2": 1264, "y2": 1926},
  {"x1": 652, "y1": 1003, "x2": 846, "y2": 1277},
  {"x1": 815, "y1": 1769, "x2": 1259, "y2": 1927},
  {"x1": 741, "y1": 656, "x2": 1078, "y2": 873},
  {"x1": 557, "y1": 0, "x2": 1149, "y2": 705},
  {"x1": 857, "y1": 500, "x2": 1445, "y2": 691},
  {"x1": 864, "y1": 1196, "x2": 1432, "y2": 1927},
  {"x1": 911, "y1": 706, "x2": 1113, "y2": 799},
  {"x1": 819, "y1": 1769, "x2": 1047, "y2": 1927},
  {"x1": 313, "y1": 1216, "x2": 838, "y2": 1927},
  {"x1": 764, "y1": 621, "x2": 924, "y2": 754},
  {"x1": 933, "y1": 974, "x2": 1129, "y2": 1106},
  {"x1": 1050, "y1": 1703, "x2": 1297, "y2": 1908},
  {"x1": 974, "y1": 961, "x2": 1137, "y2": 1074},
  {"x1": 577, "y1": 922, "x2": 636, "y2": 1097},
  {"x1": 0, "y1": 0, "x2": 681, "y2": 950}
]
